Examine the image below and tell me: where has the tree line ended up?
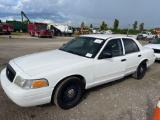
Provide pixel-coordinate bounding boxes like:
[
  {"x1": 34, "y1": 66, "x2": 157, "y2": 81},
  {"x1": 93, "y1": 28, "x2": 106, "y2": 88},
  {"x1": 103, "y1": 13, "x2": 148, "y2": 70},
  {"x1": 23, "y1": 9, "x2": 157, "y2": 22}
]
[{"x1": 80, "y1": 19, "x2": 148, "y2": 34}]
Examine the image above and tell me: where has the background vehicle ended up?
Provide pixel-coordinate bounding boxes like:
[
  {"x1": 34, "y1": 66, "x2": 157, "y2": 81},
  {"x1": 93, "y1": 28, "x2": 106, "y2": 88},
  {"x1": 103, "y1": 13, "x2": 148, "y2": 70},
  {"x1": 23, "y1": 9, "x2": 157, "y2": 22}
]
[
  {"x1": 137, "y1": 31, "x2": 154, "y2": 40},
  {"x1": 0, "y1": 21, "x2": 14, "y2": 35},
  {"x1": 49, "y1": 24, "x2": 74, "y2": 36},
  {"x1": 103, "y1": 30, "x2": 113, "y2": 34},
  {"x1": 144, "y1": 38, "x2": 160, "y2": 60},
  {"x1": 6, "y1": 20, "x2": 27, "y2": 32},
  {"x1": 22, "y1": 11, "x2": 52, "y2": 37},
  {"x1": 28, "y1": 23, "x2": 52, "y2": 38}
]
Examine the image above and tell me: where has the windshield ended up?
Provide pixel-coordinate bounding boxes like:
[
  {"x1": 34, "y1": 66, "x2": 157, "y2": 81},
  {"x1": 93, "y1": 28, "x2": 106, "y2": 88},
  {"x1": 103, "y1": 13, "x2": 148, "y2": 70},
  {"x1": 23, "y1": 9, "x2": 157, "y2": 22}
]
[
  {"x1": 141, "y1": 32, "x2": 147, "y2": 34},
  {"x1": 151, "y1": 38, "x2": 160, "y2": 44},
  {"x1": 37, "y1": 25, "x2": 47, "y2": 30},
  {"x1": 59, "y1": 37, "x2": 105, "y2": 58}
]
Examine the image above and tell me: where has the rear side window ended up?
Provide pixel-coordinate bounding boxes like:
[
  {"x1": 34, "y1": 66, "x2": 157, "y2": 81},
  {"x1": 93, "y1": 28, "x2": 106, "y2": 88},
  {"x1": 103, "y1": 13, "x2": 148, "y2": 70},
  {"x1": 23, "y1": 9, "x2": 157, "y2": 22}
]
[{"x1": 122, "y1": 38, "x2": 139, "y2": 54}]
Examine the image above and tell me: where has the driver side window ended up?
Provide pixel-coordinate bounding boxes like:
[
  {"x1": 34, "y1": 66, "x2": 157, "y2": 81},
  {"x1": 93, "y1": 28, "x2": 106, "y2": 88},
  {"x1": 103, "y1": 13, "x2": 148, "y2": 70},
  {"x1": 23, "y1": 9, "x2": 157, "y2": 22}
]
[{"x1": 102, "y1": 39, "x2": 123, "y2": 57}]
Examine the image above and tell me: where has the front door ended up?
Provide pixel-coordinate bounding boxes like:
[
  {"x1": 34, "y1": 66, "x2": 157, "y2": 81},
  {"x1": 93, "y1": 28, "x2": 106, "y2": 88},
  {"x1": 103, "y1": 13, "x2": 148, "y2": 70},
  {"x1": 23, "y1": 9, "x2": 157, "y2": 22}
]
[{"x1": 94, "y1": 38, "x2": 126, "y2": 86}]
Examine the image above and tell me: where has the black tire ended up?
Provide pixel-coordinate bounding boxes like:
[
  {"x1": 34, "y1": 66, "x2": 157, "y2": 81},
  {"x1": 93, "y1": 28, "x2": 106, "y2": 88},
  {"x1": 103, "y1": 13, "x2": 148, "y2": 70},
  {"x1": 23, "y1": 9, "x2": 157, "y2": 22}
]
[
  {"x1": 132, "y1": 61, "x2": 147, "y2": 79},
  {"x1": 144, "y1": 37, "x2": 147, "y2": 40},
  {"x1": 53, "y1": 77, "x2": 85, "y2": 109},
  {"x1": 7, "y1": 31, "x2": 11, "y2": 35},
  {"x1": 39, "y1": 34, "x2": 42, "y2": 38},
  {"x1": 30, "y1": 32, "x2": 33, "y2": 37},
  {"x1": 137, "y1": 36, "x2": 139, "y2": 40}
]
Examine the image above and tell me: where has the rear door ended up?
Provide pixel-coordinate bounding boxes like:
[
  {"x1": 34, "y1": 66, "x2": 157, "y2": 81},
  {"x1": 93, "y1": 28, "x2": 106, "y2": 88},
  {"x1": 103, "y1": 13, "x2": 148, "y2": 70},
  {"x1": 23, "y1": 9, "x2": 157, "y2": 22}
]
[{"x1": 122, "y1": 38, "x2": 141, "y2": 75}]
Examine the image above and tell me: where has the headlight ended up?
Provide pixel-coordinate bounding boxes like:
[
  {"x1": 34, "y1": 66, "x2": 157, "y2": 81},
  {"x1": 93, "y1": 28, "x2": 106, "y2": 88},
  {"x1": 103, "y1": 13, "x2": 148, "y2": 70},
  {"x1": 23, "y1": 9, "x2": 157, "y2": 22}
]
[
  {"x1": 14, "y1": 76, "x2": 26, "y2": 88},
  {"x1": 14, "y1": 76, "x2": 49, "y2": 89}
]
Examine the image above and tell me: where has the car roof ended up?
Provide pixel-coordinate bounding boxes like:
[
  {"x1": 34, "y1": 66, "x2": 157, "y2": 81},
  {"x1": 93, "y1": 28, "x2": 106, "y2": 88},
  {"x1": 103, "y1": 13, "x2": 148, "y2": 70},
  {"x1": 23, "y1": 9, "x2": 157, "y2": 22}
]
[{"x1": 80, "y1": 34, "x2": 133, "y2": 40}]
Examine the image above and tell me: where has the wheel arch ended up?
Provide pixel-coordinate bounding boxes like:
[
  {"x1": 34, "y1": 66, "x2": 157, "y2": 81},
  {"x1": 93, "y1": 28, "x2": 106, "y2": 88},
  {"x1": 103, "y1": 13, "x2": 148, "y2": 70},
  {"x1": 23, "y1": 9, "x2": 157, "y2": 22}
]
[{"x1": 139, "y1": 59, "x2": 148, "y2": 67}]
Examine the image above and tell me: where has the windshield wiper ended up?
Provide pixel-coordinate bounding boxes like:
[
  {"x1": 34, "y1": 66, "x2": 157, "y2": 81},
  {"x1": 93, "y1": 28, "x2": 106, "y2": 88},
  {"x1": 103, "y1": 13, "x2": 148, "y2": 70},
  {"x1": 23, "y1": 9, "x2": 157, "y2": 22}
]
[
  {"x1": 67, "y1": 50, "x2": 82, "y2": 56},
  {"x1": 59, "y1": 48, "x2": 84, "y2": 57}
]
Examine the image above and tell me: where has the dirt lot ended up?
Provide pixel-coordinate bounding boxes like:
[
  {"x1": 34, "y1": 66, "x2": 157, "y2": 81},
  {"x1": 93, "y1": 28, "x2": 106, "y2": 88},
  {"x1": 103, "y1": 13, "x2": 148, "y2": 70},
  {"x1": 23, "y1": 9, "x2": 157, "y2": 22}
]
[{"x1": 0, "y1": 35, "x2": 160, "y2": 120}]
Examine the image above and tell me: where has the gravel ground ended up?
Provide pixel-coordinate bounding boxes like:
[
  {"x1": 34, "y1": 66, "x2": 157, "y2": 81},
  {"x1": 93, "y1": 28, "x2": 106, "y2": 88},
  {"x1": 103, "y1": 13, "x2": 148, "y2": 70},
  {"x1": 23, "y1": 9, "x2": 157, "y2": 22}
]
[{"x1": 0, "y1": 35, "x2": 160, "y2": 120}]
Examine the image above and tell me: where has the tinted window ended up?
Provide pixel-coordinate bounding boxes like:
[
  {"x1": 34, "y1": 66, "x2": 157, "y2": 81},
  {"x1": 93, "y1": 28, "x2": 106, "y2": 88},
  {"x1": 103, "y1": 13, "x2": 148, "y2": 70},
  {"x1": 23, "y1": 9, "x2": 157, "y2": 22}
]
[
  {"x1": 102, "y1": 39, "x2": 123, "y2": 57},
  {"x1": 151, "y1": 38, "x2": 160, "y2": 44},
  {"x1": 122, "y1": 38, "x2": 139, "y2": 54}
]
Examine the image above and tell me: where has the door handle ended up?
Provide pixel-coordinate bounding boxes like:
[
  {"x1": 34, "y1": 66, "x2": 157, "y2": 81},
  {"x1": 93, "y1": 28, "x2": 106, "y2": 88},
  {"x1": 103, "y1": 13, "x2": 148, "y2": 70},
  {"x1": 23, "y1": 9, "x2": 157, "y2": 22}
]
[
  {"x1": 138, "y1": 55, "x2": 141, "y2": 57},
  {"x1": 121, "y1": 59, "x2": 126, "y2": 62}
]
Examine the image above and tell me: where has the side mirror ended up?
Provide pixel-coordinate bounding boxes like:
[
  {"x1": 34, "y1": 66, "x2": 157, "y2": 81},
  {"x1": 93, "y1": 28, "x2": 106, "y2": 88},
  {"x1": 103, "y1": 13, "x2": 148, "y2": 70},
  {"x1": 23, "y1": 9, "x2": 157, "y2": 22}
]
[{"x1": 98, "y1": 52, "x2": 112, "y2": 59}]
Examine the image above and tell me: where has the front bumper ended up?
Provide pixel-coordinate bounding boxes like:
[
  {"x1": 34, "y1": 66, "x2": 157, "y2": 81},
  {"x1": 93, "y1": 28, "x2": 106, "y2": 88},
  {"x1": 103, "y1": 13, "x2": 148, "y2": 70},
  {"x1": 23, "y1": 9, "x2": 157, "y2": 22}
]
[{"x1": 0, "y1": 68, "x2": 53, "y2": 107}]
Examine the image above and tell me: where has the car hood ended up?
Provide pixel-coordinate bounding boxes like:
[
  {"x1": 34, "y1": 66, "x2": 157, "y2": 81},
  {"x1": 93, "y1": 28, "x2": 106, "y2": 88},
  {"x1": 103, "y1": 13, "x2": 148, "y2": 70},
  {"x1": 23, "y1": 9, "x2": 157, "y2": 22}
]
[
  {"x1": 144, "y1": 44, "x2": 160, "y2": 50},
  {"x1": 13, "y1": 50, "x2": 90, "y2": 76}
]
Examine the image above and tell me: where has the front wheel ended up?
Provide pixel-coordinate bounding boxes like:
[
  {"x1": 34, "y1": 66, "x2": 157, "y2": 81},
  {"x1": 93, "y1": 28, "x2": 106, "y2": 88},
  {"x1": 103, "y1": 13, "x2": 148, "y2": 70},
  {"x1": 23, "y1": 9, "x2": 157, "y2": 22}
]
[
  {"x1": 132, "y1": 61, "x2": 147, "y2": 79},
  {"x1": 137, "y1": 36, "x2": 140, "y2": 40},
  {"x1": 53, "y1": 77, "x2": 85, "y2": 109},
  {"x1": 144, "y1": 37, "x2": 147, "y2": 40}
]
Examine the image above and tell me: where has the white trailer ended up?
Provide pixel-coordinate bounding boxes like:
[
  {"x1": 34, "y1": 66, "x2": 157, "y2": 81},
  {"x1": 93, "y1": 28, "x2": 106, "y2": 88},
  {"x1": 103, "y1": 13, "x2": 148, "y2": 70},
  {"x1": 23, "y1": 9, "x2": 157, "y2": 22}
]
[{"x1": 48, "y1": 24, "x2": 74, "y2": 36}]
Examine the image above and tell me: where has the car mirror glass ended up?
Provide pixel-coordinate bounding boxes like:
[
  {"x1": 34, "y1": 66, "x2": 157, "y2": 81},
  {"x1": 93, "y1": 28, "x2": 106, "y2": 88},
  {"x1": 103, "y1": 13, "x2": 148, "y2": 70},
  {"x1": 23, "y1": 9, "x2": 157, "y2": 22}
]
[{"x1": 98, "y1": 52, "x2": 112, "y2": 59}]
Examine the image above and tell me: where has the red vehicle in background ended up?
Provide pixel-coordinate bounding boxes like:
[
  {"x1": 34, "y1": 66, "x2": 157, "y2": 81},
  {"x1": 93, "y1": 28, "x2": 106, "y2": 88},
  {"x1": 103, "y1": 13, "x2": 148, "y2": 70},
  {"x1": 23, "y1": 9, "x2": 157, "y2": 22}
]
[
  {"x1": 28, "y1": 23, "x2": 53, "y2": 38},
  {"x1": 0, "y1": 22, "x2": 14, "y2": 35}
]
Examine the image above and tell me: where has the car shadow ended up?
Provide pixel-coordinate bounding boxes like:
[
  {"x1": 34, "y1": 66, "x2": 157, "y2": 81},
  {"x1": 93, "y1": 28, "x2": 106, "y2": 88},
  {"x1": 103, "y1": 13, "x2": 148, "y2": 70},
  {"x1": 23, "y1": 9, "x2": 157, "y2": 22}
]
[{"x1": 155, "y1": 60, "x2": 160, "y2": 63}]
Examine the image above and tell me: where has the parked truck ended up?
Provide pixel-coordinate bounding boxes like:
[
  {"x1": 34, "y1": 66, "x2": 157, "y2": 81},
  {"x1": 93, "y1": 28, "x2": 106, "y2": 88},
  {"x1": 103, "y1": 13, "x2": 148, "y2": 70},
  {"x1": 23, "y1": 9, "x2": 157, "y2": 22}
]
[
  {"x1": 49, "y1": 24, "x2": 74, "y2": 36},
  {"x1": 0, "y1": 21, "x2": 14, "y2": 35},
  {"x1": 28, "y1": 23, "x2": 53, "y2": 38},
  {"x1": 20, "y1": 11, "x2": 53, "y2": 38},
  {"x1": 6, "y1": 20, "x2": 27, "y2": 32},
  {"x1": 137, "y1": 31, "x2": 155, "y2": 40}
]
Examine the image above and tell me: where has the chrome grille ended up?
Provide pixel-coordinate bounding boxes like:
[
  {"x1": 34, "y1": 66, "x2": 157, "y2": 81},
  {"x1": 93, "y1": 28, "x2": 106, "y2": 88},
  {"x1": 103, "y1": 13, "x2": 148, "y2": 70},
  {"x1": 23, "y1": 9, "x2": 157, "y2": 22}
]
[{"x1": 6, "y1": 64, "x2": 16, "y2": 82}]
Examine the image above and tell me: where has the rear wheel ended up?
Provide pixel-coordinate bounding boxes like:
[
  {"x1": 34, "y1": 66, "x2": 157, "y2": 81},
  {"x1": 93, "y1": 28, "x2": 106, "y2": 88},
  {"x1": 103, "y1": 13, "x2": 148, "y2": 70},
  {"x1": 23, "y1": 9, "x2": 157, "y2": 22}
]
[
  {"x1": 30, "y1": 32, "x2": 34, "y2": 37},
  {"x1": 53, "y1": 77, "x2": 85, "y2": 109},
  {"x1": 7, "y1": 31, "x2": 11, "y2": 35},
  {"x1": 132, "y1": 61, "x2": 147, "y2": 79},
  {"x1": 144, "y1": 37, "x2": 147, "y2": 40}
]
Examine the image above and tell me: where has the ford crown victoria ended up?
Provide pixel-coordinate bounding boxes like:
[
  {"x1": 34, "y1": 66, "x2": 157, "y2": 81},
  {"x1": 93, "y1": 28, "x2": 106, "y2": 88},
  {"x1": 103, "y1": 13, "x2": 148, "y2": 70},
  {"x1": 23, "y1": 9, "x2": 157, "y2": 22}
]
[{"x1": 0, "y1": 34, "x2": 155, "y2": 109}]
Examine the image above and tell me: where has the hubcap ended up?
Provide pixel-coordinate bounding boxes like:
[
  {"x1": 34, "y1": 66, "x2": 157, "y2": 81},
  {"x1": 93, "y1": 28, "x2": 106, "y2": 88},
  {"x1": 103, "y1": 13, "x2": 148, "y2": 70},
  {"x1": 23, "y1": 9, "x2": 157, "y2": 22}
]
[
  {"x1": 67, "y1": 89, "x2": 75, "y2": 98},
  {"x1": 140, "y1": 67, "x2": 144, "y2": 73}
]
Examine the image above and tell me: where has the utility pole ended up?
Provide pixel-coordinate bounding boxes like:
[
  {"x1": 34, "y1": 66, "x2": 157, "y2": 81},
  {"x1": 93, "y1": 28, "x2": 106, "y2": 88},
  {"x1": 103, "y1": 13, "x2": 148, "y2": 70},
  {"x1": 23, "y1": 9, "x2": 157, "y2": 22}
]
[{"x1": 127, "y1": 24, "x2": 130, "y2": 36}]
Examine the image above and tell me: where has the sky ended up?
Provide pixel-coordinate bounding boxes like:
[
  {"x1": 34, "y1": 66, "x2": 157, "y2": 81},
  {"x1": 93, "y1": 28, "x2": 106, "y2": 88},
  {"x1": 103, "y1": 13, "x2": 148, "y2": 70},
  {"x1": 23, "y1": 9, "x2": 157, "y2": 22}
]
[{"x1": 0, "y1": 0, "x2": 159, "y2": 29}]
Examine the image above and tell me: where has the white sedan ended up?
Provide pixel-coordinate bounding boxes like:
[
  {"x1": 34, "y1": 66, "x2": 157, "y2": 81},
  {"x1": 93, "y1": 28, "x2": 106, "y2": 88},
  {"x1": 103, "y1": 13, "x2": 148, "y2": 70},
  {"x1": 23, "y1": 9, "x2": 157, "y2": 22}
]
[
  {"x1": 144, "y1": 38, "x2": 160, "y2": 60},
  {"x1": 0, "y1": 34, "x2": 155, "y2": 109}
]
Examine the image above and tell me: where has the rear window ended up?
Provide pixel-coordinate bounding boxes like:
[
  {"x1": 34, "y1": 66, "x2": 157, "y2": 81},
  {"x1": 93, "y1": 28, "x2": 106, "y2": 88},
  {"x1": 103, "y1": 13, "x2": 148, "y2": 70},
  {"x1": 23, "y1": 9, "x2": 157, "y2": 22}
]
[{"x1": 122, "y1": 38, "x2": 139, "y2": 54}]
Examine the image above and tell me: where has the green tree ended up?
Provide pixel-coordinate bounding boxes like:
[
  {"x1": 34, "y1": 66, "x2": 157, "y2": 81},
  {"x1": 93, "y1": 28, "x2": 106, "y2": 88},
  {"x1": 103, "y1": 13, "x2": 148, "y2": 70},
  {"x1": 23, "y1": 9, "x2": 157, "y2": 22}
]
[
  {"x1": 90, "y1": 24, "x2": 93, "y2": 28},
  {"x1": 133, "y1": 21, "x2": 138, "y2": 30},
  {"x1": 81, "y1": 22, "x2": 84, "y2": 30},
  {"x1": 139, "y1": 23, "x2": 144, "y2": 31},
  {"x1": 100, "y1": 21, "x2": 107, "y2": 30},
  {"x1": 113, "y1": 19, "x2": 119, "y2": 30}
]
